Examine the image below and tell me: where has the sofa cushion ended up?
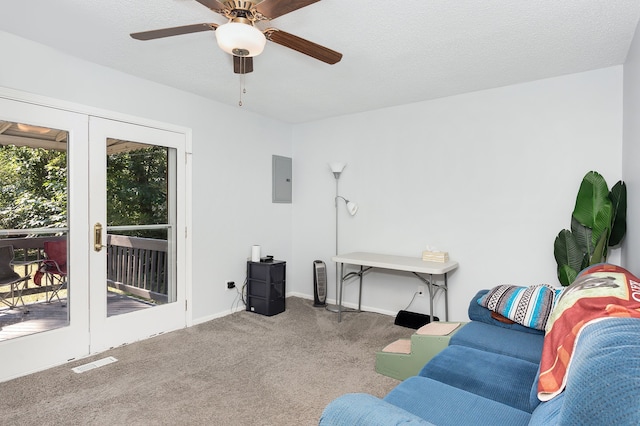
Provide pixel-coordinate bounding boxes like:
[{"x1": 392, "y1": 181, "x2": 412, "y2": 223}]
[
  {"x1": 528, "y1": 364, "x2": 541, "y2": 412},
  {"x1": 478, "y1": 284, "x2": 558, "y2": 330},
  {"x1": 528, "y1": 393, "x2": 565, "y2": 426},
  {"x1": 450, "y1": 320, "x2": 544, "y2": 363},
  {"x1": 319, "y1": 393, "x2": 435, "y2": 425},
  {"x1": 384, "y1": 376, "x2": 531, "y2": 426},
  {"x1": 469, "y1": 290, "x2": 544, "y2": 335},
  {"x1": 419, "y1": 345, "x2": 539, "y2": 412}
]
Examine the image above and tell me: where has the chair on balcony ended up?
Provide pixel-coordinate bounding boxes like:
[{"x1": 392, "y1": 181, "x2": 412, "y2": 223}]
[
  {"x1": 0, "y1": 245, "x2": 30, "y2": 310},
  {"x1": 34, "y1": 240, "x2": 67, "y2": 304}
]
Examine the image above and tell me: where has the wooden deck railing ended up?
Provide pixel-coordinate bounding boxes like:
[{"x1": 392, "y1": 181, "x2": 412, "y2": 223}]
[
  {"x1": 106, "y1": 234, "x2": 168, "y2": 304},
  {"x1": 0, "y1": 234, "x2": 168, "y2": 303}
]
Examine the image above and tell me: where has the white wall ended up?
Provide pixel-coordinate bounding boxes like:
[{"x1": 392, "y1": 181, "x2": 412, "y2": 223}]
[
  {"x1": 0, "y1": 31, "x2": 293, "y2": 322},
  {"x1": 292, "y1": 67, "x2": 623, "y2": 321},
  {"x1": 0, "y1": 30, "x2": 629, "y2": 325},
  {"x1": 623, "y1": 21, "x2": 640, "y2": 273}
]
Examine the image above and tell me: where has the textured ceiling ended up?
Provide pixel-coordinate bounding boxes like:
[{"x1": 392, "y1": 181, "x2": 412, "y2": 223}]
[{"x1": 1, "y1": 0, "x2": 639, "y2": 123}]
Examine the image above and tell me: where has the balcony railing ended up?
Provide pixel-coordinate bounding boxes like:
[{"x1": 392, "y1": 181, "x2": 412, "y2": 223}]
[
  {"x1": 0, "y1": 233, "x2": 168, "y2": 304},
  {"x1": 106, "y1": 234, "x2": 168, "y2": 304}
]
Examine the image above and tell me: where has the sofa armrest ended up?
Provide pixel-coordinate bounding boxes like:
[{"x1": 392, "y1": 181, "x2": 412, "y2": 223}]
[
  {"x1": 319, "y1": 393, "x2": 435, "y2": 426},
  {"x1": 552, "y1": 318, "x2": 640, "y2": 424}
]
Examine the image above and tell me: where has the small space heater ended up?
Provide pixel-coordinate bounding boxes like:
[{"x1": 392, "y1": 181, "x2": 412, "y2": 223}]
[{"x1": 313, "y1": 260, "x2": 327, "y2": 307}]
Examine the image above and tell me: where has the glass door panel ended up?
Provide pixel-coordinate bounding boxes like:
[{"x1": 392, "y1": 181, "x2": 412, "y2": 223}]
[
  {"x1": 0, "y1": 121, "x2": 69, "y2": 340},
  {"x1": 105, "y1": 143, "x2": 176, "y2": 316}
]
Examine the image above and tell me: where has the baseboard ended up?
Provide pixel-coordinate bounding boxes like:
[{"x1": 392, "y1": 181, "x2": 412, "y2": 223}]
[
  {"x1": 287, "y1": 291, "x2": 397, "y2": 317},
  {"x1": 193, "y1": 293, "x2": 400, "y2": 326},
  {"x1": 192, "y1": 304, "x2": 245, "y2": 325}
]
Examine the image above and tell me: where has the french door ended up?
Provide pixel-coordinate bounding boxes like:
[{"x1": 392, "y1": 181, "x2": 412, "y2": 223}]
[
  {"x1": 0, "y1": 97, "x2": 90, "y2": 381},
  {"x1": 0, "y1": 95, "x2": 188, "y2": 381},
  {"x1": 88, "y1": 117, "x2": 187, "y2": 353}
]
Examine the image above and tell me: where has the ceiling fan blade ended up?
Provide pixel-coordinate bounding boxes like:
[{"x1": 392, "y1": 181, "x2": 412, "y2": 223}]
[
  {"x1": 256, "y1": 0, "x2": 320, "y2": 20},
  {"x1": 233, "y1": 56, "x2": 254, "y2": 74},
  {"x1": 264, "y1": 29, "x2": 342, "y2": 65},
  {"x1": 194, "y1": 0, "x2": 227, "y2": 14},
  {"x1": 130, "y1": 23, "x2": 218, "y2": 41}
]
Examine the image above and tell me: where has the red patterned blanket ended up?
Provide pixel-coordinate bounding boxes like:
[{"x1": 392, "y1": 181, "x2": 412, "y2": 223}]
[{"x1": 537, "y1": 264, "x2": 640, "y2": 401}]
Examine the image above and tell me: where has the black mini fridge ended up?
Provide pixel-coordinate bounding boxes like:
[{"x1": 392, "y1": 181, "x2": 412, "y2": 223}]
[{"x1": 246, "y1": 260, "x2": 286, "y2": 316}]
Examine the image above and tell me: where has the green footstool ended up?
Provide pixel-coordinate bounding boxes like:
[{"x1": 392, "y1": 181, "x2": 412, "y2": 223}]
[{"x1": 375, "y1": 322, "x2": 465, "y2": 380}]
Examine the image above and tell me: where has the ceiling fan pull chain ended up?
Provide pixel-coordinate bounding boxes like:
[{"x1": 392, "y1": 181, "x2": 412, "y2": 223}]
[{"x1": 239, "y1": 71, "x2": 245, "y2": 106}]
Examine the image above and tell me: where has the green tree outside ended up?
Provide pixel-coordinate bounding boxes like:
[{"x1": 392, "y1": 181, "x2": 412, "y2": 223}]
[
  {"x1": 0, "y1": 145, "x2": 168, "y2": 238},
  {"x1": 107, "y1": 146, "x2": 168, "y2": 239},
  {"x1": 0, "y1": 146, "x2": 67, "y2": 230}
]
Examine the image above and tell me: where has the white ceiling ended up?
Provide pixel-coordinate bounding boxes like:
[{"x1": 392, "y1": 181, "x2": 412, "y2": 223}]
[{"x1": 1, "y1": 0, "x2": 639, "y2": 123}]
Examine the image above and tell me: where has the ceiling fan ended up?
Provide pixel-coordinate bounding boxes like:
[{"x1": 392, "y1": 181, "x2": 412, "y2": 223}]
[{"x1": 130, "y1": 0, "x2": 342, "y2": 74}]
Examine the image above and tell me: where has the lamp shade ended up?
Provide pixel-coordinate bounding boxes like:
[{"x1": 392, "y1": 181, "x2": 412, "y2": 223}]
[
  {"x1": 346, "y1": 201, "x2": 358, "y2": 216},
  {"x1": 215, "y1": 22, "x2": 266, "y2": 57},
  {"x1": 329, "y1": 162, "x2": 346, "y2": 174}
]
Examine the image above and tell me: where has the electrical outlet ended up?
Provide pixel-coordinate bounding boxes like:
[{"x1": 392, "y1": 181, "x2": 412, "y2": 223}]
[
  {"x1": 417, "y1": 286, "x2": 425, "y2": 296},
  {"x1": 226, "y1": 281, "x2": 236, "y2": 289}
]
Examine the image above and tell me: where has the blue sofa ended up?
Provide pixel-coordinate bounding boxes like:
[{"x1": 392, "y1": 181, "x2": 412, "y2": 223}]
[{"x1": 320, "y1": 289, "x2": 640, "y2": 425}]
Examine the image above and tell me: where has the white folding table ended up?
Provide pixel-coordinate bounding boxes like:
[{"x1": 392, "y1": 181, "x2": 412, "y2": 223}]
[{"x1": 331, "y1": 252, "x2": 459, "y2": 323}]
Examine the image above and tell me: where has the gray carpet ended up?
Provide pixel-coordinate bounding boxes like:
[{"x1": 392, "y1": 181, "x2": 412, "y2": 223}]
[{"x1": 1, "y1": 297, "x2": 410, "y2": 425}]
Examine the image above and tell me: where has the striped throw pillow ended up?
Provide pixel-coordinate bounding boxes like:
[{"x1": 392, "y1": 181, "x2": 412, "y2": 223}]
[{"x1": 477, "y1": 284, "x2": 559, "y2": 331}]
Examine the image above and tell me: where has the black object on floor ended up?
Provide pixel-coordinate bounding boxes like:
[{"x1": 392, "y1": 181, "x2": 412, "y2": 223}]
[
  {"x1": 394, "y1": 310, "x2": 439, "y2": 329},
  {"x1": 246, "y1": 260, "x2": 286, "y2": 316}
]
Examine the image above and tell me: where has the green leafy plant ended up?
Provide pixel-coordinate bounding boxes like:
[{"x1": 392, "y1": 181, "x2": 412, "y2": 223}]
[{"x1": 554, "y1": 171, "x2": 627, "y2": 286}]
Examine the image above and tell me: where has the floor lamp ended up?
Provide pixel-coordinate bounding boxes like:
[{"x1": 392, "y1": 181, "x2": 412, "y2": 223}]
[{"x1": 327, "y1": 162, "x2": 358, "y2": 314}]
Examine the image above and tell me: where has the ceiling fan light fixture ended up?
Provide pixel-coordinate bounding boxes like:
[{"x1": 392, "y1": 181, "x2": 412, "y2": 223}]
[{"x1": 215, "y1": 22, "x2": 266, "y2": 57}]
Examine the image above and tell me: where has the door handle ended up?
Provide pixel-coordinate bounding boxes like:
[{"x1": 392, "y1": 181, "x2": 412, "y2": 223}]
[{"x1": 94, "y1": 222, "x2": 105, "y2": 252}]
